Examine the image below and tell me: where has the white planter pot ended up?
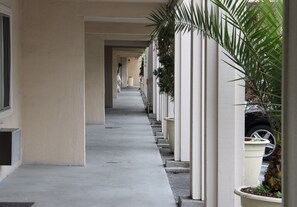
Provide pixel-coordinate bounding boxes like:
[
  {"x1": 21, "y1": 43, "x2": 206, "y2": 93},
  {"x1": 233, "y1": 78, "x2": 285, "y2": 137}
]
[
  {"x1": 244, "y1": 138, "x2": 270, "y2": 186},
  {"x1": 128, "y1": 76, "x2": 134, "y2": 86},
  {"x1": 164, "y1": 117, "x2": 174, "y2": 152},
  {"x1": 235, "y1": 187, "x2": 281, "y2": 207}
]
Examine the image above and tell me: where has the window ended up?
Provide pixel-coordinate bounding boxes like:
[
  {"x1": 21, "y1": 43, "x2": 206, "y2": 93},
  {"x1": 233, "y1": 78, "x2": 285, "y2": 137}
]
[{"x1": 0, "y1": 12, "x2": 11, "y2": 113}]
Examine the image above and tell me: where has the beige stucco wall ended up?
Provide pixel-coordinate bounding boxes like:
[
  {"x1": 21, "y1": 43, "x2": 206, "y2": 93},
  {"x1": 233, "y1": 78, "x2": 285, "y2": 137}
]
[
  {"x1": 80, "y1": 2, "x2": 163, "y2": 19},
  {"x1": 22, "y1": 0, "x2": 85, "y2": 165},
  {"x1": 85, "y1": 34, "x2": 105, "y2": 124},
  {"x1": 0, "y1": 0, "x2": 22, "y2": 182},
  {"x1": 0, "y1": 0, "x2": 163, "y2": 168},
  {"x1": 121, "y1": 57, "x2": 128, "y2": 88},
  {"x1": 128, "y1": 57, "x2": 141, "y2": 87}
]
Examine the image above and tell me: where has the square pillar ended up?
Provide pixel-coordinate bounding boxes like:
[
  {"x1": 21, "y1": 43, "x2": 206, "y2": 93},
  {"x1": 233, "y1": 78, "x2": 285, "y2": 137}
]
[
  {"x1": 190, "y1": 10, "x2": 204, "y2": 200},
  {"x1": 121, "y1": 57, "x2": 128, "y2": 88},
  {"x1": 283, "y1": 1, "x2": 297, "y2": 206},
  {"x1": 174, "y1": 32, "x2": 182, "y2": 161},
  {"x1": 180, "y1": 30, "x2": 191, "y2": 162},
  {"x1": 85, "y1": 34, "x2": 105, "y2": 124}
]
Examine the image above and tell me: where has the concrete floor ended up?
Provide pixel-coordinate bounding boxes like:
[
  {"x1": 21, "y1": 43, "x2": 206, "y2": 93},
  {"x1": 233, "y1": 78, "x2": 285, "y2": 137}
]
[{"x1": 0, "y1": 87, "x2": 176, "y2": 207}]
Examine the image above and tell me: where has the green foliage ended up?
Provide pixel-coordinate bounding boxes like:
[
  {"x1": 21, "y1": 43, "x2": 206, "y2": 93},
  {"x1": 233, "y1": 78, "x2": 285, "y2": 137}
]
[
  {"x1": 149, "y1": 0, "x2": 282, "y2": 139},
  {"x1": 274, "y1": 191, "x2": 282, "y2": 198},
  {"x1": 149, "y1": 0, "x2": 283, "y2": 195},
  {"x1": 254, "y1": 183, "x2": 282, "y2": 198},
  {"x1": 255, "y1": 184, "x2": 271, "y2": 194},
  {"x1": 153, "y1": 66, "x2": 174, "y2": 97},
  {"x1": 149, "y1": 0, "x2": 177, "y2": 99}
]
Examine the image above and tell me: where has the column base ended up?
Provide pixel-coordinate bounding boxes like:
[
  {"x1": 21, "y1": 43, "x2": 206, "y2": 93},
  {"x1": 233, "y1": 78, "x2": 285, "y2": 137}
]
[
  {"x1": 154, "y1": 135, "x2": 164, "y2": 142},
  {"x1": 156, "y1": 138, "x2": 168, "y2": 144},
  {"x1": 155, "y1": 131, "x2": 164, "y2": 136},
  {"x1": 165, "y1": 159, "x2": 190, "y2": 168},
  {"x1": 178, "y1": 197, "x2": 204, "y2": 207}
]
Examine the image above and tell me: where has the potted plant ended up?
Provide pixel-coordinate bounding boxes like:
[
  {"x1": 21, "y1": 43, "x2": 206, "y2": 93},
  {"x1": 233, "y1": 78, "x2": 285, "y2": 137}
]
[
  {"x1": 149, "y1": 0, "x2": 282, "y2": 205},
  {"x1": 235, "y1": 144, "x2": 282, "y2": 207},
  {"x1": 150, "y1": 0, "x2": 176, "y2": 152},
  {"x1": 244, "y1": 137, "x2": 269, "y2": 186}
]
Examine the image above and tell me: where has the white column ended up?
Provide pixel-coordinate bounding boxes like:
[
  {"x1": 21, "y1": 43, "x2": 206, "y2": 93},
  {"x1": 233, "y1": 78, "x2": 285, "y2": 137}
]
[
  {"x1": 153, "y1": 74, "x2": 157, "y2": 114},
  {"x1": 202, "y1": 3, "x2": 245, "y2": 207},
  {"x1": 147, "y1": 43, "x2": 154, "y2": 108},
  {"x1": 216, "y1": 9, "x2": 245, "y2": 207},
  {"x1": 156, "y1": 49, "x2": 161, "y2": 121},
  {"x1": 162, "y1": 94, "x2": 168, "y2": 135},
  {"x1": 283, "y1": 1, "x2": 297, "y2": 206},
  {"x1": 217, "y1": 48, "x2": 245, "y2": 207},
  {"x1": 158, "y1": 93, "x2": 163, "y2": 122},
  {"x1": 85, "y1": 35, "x2": 105, "y2": 125},
  {"x1": 180, "y1": 26, "x2": 191, "y2": 162},
  {"x1": 121, "y1": 57, "x2": 128, "y2": 88},
  {"x1": 190, "y1": 2, "x2": 204, "y2": 198},
  {"x1": 153, "y1": 42, "x2": 158, "y2": 114},
  {"x1": 204, "y1": 36, "x2": 219, "y2": 207},
  {"x1": 143, "y1": 48, "x2": 149, "y2": 98},
  {"x1": 174, "y1": 32, "x2": 182, "y2": 161},
  {"x1": 112, "y1": 53, "x2": 118, "y2": 98},
  {"x1": 156, "y1": 86, "x2": 161, "y2": 121},
  {"x1": 234, "y1": 70, "x2": 245, "y2": 207}
]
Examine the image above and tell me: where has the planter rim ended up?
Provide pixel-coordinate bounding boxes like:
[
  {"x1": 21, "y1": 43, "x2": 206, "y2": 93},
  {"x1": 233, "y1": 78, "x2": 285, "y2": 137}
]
[
  {"x1": 164, "y1": 117, "x2": 174, "y2": 121},
  {"x1": 244, "y1": 138, "x2": 270, "y2": 145},
  {"x1": 234, "y1": 186, "x2": 282, "y2": 203}
]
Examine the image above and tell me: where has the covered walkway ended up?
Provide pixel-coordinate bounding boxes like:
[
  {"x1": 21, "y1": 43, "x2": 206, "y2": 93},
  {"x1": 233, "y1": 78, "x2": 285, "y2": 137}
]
[{"x1": 0, "y1": 88, "x2": 176, "y2": 207}]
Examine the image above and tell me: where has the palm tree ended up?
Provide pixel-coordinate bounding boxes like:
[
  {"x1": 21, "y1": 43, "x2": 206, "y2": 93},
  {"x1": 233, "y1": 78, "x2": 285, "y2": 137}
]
[
  {"x1": 149, "y1": 0, "x2": 282, "y2": 195},
  {"x1": 150, "y1": 0, "x2": 177, "y2": 99}
]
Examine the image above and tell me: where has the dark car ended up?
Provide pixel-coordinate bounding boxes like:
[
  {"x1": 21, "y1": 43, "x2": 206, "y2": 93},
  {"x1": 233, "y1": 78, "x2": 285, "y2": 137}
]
[{"x1": 245, "y1": 104, "x2": 276, "y2": 160}]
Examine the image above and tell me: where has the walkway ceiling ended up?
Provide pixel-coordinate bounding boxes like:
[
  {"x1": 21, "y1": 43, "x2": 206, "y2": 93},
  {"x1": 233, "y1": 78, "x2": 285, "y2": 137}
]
[
  {"x1": 113, "y1": 47, "x2": 146, "y2": 58},
  {"x1": 83, "y1": 0, "x2": 166, "y2": 52}
]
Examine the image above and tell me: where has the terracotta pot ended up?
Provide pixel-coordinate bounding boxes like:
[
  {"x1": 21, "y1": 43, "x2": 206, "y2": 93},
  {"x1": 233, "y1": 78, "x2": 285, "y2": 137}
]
[{"x1": 235, "y1": 187, "x2": 281, "y2": 207}]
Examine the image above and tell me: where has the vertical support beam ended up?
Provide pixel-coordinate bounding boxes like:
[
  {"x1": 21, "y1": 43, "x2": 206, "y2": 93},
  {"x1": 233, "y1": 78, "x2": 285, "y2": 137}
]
[
  {"x1": 156, "y1": 50, "x2": 161, "y2": 121},
  {"x1": 143, "y1": 48, "x2": 149, "y2": 98},
  {"x1": 156, "y1": 87, "x2": 161, "y2": 121},
  {"x1": 152, "y1": 41, "x2": 158, "y2": 114},
  {"x1": 105, "y1": 46, "x2": 113, "y2": 108},
  {"x1": 283, "y1": 1, "x2": 297, "y2": 206},
  {"x1": 204, "y1": 35, "x2": 219, "y2": 207},
  {"x1": 174, "y1": 32, "x2": 182, "y2": 161},
  {"x1": 234, "y1": 71, "x2": 245, "y2": 207},
  {"x1": 190, "y1": 0, "x2": 204, "y2": 199},
  {"x1": 162, "y1": 94, "x2": 168, "y2": 134},
  {"x1": 218, "y1": 6, "x2": 244, "y2": 207},
  {"x1": 217, "y1": 48, "x2": 244, "y2": 207},
  {"x1": 158, "y1": 93, "x2": 163, "y2": 122},
  {"x1": 112, "y1": 52, "x2": 118, "y2": 99},
  {"x1": 180, "y1": 23, "x2": 191, "y2": 162},
  {"x1": 121, "y1": 57, "x2": 128, "y2": 88},
  {"x1": 147, "y1": 43, "x2": 154, "y2": 109},
  {"x1": 85, "y1": 34, "x2": 105, "y2": 124},
  {"x1": 153, "y1": 72, "x2": 157, "y2": 114},
  {"x1": 202, "y1": 2, "x2": 245, "y2": 206}
]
